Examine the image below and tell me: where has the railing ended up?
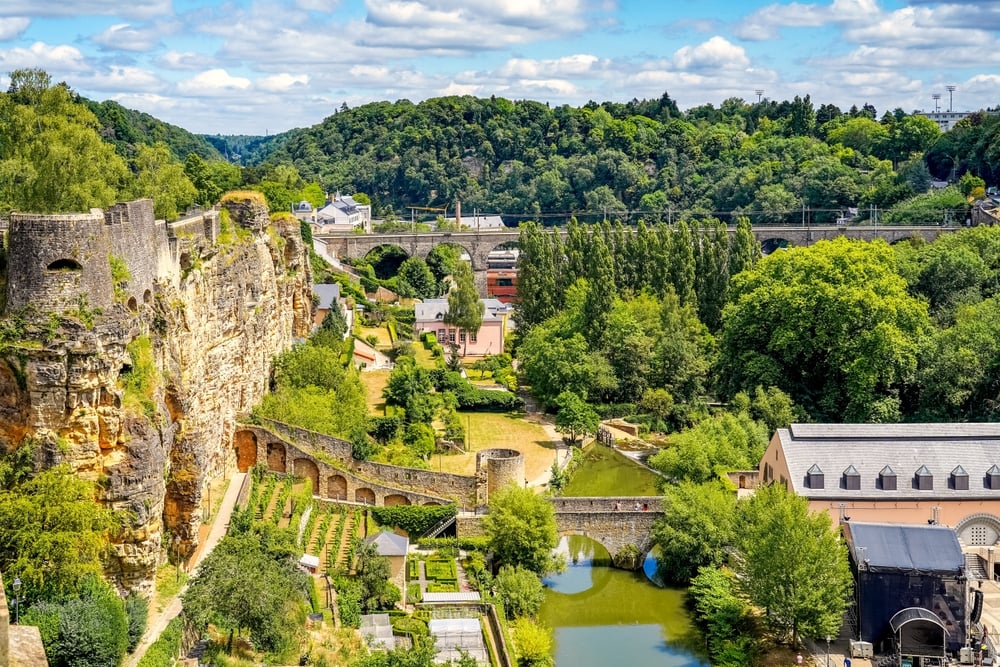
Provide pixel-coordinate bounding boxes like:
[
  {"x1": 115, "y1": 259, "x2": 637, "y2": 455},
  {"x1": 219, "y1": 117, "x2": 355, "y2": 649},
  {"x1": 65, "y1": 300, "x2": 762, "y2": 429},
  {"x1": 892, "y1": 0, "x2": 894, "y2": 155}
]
[{"x1": 422, "y1": 514, "x2": 457, "y2": 539}]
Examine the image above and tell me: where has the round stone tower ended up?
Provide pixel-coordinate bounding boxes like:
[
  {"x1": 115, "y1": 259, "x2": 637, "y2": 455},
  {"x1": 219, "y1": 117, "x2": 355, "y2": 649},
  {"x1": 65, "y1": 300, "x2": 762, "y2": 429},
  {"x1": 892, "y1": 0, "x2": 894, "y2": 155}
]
[
  {"x1": 476, "y1": 448, "x2": 525, "y2": 502},
  {"x1": 5, "y1": 211, "x2": 114, "y2": 316}
]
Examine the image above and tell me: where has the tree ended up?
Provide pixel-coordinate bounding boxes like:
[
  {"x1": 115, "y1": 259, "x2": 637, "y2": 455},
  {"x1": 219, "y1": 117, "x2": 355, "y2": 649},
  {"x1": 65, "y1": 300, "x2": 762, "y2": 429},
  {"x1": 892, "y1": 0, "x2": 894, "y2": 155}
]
[
  {"x1": 397, "y1": 257, "x2": 437, "y2": 299},
  {"x1": 182, "y1": 532, "x2": 307, "y2": 653},
  {"x1": 444, "y1": 261, "x2": 485, "y2": 355},
  {"x1": 483, "y1": 485, "x2": 559, "y2": 576},
  {"x1": 354, "y1": 537, "x2": 402, "y2": 612},
  {"x1": 647, "y1": 411, "x2": 767, "y2": 483},
  {"x1": 510, "y1": 617, "x2": 554, "y2": 667},
  {"x1": 734, "y1": 484, "x2": 852, "y2": 644},
  {"x1": 650, "y1": 481, "x2": 737, "y2": 585},
  {"x1": 0, "y1": 461, "x2": 119, "y2": 602},
  {"x1": 23, "y1": 576, "x2": 130, "y2": 667},
  {"x1": 494, "y1": 565, "x2": 545, "y2": 618},
  {"x1": 126, "y1": 142, "x2": 198, "y2": 220},
  {"x1": 688, "y1": 567, "x2": 758, "y2": 667},
  {"x1": 553, "y1": 391, "x2": 599, "y2": 446},
  {"x1": 718, "y1": 237, "x2": 932, "y2": 422}
]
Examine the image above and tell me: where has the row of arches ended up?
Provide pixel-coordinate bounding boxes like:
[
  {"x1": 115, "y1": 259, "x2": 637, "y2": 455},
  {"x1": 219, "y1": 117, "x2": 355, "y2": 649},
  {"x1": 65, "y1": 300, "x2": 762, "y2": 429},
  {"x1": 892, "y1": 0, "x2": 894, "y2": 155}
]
[{"x1": 235, "y1": 431, "x2": 442, "y2": 507}]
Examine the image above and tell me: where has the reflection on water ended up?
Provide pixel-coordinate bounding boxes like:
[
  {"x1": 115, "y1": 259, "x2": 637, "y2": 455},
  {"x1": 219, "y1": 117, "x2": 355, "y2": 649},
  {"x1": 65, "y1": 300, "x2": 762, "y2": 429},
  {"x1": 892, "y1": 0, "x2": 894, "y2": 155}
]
[{"x1": 539, "y1": 536, "x2": 708, "y2": 667}]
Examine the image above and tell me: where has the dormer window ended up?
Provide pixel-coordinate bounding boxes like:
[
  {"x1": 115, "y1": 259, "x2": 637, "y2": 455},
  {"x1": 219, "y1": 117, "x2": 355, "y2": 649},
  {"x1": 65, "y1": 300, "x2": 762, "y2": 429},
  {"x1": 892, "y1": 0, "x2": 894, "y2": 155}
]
[
  {"x1": 843, "y1": 465, "x2": 861, "y2": 491},
  {"x1": 988, "y1": 464, "x2": 1000, "y2": 490},
  {"x1": 915, "y1": 465, "x2": 933, "y2": 491},
  {"x1": 807, "y1": 464, "x2": 824, "y2": 489},
  {"x1": 951, "y1": 465, "x2": 969, "y2": 491},
  {"x1": 879, "y1": 465, "x2": 897, "y2": 491}
]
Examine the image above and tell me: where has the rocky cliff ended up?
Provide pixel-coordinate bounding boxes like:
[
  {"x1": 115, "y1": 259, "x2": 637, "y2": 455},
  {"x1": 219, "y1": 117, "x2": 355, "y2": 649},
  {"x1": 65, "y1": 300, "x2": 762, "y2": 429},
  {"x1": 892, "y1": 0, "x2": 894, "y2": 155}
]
[{"x1": 0, "y1": 194, "x2": 313, "y2": 593}]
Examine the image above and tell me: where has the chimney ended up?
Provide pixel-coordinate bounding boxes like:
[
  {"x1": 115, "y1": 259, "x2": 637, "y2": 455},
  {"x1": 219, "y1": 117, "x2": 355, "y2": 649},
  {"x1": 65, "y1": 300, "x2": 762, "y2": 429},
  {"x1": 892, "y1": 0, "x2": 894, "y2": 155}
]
[{"x1": 455, "y1": 200, "x2": 461, "y2": 228}]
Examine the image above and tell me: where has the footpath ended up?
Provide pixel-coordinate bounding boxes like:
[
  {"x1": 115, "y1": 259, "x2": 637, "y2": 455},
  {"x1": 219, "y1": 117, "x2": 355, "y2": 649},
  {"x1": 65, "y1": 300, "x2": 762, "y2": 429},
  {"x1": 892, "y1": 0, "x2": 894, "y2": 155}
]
[{"x1": 123, "y1": 472, "x2": 247, "y2": 667}]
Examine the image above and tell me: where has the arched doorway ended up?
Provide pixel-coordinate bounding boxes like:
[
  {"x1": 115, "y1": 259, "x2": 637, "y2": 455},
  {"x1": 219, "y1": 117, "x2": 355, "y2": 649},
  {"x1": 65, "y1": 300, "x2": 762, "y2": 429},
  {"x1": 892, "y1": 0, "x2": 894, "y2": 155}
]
[
  {"x1": 293, "y1": 458, "x2": 319, "y2": 493},
  {"x1": 327, "y1": 475, "x2": 347, "y2": 500},
  {"x1": 234, "y1": 431, "x2": 258, "y2": 472},
  {"x1": 266, "y1": 442, "x2": 286, "y2": 472},
  {"x1": 384, "y1": 494, "x2": 411, "y2": 506},
  {"x1": 355, "y1": 488, "x2": 376, "y2": 505}
]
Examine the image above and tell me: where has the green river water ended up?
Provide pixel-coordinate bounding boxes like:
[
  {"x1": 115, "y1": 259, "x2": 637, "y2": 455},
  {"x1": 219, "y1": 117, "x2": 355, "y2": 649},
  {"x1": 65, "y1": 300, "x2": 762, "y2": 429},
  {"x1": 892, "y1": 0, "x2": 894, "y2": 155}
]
[{"x1": 540, "y1": 446, "x2": 707, "y2": 666}]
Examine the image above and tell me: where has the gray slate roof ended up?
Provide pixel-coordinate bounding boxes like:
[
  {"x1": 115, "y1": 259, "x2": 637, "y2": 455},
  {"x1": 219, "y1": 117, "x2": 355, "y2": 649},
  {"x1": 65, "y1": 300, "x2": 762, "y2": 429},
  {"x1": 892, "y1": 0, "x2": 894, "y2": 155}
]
[
  {"x1": 414, "y1": 298, "x2": 507, "y2": 323},
  {"x1": 842, "y1": 521, "x2": 964, "y2": 575},
  {"x1": 313, "y1": 283, "x2": 341, "y2": 310},
  {"x1": 776, "y1": 423, "x2": 1000, "y2": 499},
  {"x1": 365, "y1": 530, "x2": 408, "y2": 556}
]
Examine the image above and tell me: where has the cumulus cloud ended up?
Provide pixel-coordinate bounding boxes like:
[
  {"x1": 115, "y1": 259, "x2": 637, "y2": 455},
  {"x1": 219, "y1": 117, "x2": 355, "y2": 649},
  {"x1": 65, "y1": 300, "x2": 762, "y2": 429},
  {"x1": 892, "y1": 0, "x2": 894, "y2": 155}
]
[
  {"x1": 78, "y1": 65, "x2": 165, "y2": 93},
  {"x1": 496, "y1": 54, "x2": 600, "y2": 78},
  {"x1": 0, "y1": 42, "x2": 88, "y2": 72},
  {"x1": 177, "y1": 69, "x2": 252, "y2": 96},
  {"x1": 673, "y1": 36, "x2": 750, "y2": 71},
  {"x1": 257, "y1": 73, "x2": 310, "y2": 92},
  {"x1": 735, "y1": 0, "x2": 879, "y2": 40},
  {"x1": 0, "y1": 17, "x2": 29, "y2": 41}
]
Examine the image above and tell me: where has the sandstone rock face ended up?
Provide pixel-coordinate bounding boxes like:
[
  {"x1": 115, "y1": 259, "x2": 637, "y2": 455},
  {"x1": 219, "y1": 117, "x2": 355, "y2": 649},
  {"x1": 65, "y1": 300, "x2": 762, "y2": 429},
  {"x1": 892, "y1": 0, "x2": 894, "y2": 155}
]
[{"x1": 0, "y1": 199, "x2": 312, "y2": 594}]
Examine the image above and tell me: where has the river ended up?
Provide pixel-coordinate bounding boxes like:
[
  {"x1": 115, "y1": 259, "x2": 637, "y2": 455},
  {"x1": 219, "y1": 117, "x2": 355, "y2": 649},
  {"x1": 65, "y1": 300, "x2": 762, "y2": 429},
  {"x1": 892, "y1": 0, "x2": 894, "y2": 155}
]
[{"x1": 539, "y1": 536, "x2": 708, "y2": 667}]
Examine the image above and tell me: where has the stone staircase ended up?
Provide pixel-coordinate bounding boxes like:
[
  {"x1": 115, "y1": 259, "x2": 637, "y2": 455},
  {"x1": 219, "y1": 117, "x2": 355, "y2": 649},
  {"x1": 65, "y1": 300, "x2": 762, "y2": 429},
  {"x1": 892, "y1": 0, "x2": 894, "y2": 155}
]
[{"x1": 968, "y1": 552, "x2": 989, "y2": 580}]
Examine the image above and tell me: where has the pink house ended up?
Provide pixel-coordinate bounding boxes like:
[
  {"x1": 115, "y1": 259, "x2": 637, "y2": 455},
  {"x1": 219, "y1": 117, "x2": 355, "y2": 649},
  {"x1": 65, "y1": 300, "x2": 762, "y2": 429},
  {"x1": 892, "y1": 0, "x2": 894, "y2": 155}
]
[{"x1": 414, "y1": 298, "x2": 509, "y2": 357}]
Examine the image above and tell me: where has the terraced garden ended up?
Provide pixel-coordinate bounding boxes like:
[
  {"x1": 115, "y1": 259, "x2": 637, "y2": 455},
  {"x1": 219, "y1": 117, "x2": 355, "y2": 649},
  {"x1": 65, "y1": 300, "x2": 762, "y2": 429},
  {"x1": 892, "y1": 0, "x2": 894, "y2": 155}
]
[{"x1": 246, "y1": 472, "x2": 367, "y2": 573}]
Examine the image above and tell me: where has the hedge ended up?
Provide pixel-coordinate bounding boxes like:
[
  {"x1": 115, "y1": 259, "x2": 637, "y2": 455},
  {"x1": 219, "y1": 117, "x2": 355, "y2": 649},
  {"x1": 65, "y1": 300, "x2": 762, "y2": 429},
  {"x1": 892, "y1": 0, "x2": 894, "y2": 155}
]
[
  {"x1": 417, "y1": 536, "x2": 490, "y2": 551},
  {"x1": 370, "y1": 504, "x2": 457, "y2": 537}
]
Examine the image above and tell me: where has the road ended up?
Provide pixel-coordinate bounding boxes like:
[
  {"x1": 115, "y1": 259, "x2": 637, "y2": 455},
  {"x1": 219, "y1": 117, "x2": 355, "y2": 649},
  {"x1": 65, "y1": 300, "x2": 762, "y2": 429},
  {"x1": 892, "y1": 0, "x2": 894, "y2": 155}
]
[{"x1": 123, "y1": 472, "x2": 247, "y2": 667}]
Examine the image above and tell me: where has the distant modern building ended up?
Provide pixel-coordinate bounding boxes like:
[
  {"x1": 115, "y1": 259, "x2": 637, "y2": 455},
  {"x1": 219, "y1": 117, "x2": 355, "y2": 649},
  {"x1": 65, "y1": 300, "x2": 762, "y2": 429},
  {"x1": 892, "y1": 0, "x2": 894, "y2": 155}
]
[
  {"x1": 917, "y1": 109, "x2": 999, "y2": 132},
  {"x1": 486, "y1": 249, "x2": 518, "y2": 303},
  {"x1": 414, "y1": 298, "x2": 510, "y2": 356}
]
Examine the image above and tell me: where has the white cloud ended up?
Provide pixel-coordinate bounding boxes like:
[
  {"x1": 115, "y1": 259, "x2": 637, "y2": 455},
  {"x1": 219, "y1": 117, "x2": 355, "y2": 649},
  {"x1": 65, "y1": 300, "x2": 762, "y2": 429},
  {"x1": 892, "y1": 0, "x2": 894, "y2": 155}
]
[
  {"x1": 257, "y1": 73, "x2": 310, "y2": 92},
  {"x1": 673, "y1": 36, "x2": 750, "y2": 71},
  {"x1": 0, "y1": 0, "x2": 171, "y2": 21},
  {"x1": 496, "y1": 54, "x2": 599, "y2": 78},
  {"x1": 735, "y1": 0, "x2": 880, "y2": 40},
  {"x1": 0, "y1": 42, "x2": 88, "y2": 72},
  {"x1": 78, "y1": 66, "x2": 165, "y2": 93},
  {"x1": 0, "y1": 17, "x2": 29, "y2": 41},
  {"x1": 177, "y1": 69, "x2": 252, "y2": 96},
  {"x1": 843, "y1": 6, "x2": 984, "y2": 48},
  {"x1": 156, "y1": 50, "x2": 216, "y2": 71},
  {"x1": 296, "y1": 0, "x2": 342, "y2": 11},
  {"x1": 92, "y1": 22, "x2": 166, "y2": 52}
]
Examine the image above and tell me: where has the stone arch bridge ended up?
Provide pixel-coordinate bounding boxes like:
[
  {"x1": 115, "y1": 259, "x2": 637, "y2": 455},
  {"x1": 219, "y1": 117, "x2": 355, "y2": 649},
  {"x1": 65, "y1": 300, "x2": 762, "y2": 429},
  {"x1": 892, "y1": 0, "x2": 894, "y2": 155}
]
[
  {"x1": 549, "y1": 496, "x2": 663, "y2": 569},
  {"x1": 317, "y1": 225, "x2": 952, "y2": 295}
]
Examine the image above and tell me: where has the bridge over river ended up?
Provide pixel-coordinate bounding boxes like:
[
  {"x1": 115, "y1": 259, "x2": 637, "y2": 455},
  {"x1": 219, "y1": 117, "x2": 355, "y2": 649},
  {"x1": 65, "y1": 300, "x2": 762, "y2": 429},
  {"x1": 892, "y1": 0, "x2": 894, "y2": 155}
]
[
  {"x1": 549, "y1": 496, "x2": 663, "y2": 568},
  {"x1": 316, "y1": 224, "x2": 953, "y2": 295}
]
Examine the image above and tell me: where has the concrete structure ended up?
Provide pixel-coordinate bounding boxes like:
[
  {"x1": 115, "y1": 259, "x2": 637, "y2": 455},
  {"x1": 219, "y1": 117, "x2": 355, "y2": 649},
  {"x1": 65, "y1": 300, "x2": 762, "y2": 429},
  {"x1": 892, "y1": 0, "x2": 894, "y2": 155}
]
[
  {"x1": 414, "y1": 298, "x2": 510, "y2": 356},
  {"x1": 761, "y1": 423, "x2": 1000, "y2": 569},
  {"x1": 316, "y1": 225, "x2": 953, "y2": 296},
  {"x1": 917, "y1": 110, "x2": 999, "y2": 132}
]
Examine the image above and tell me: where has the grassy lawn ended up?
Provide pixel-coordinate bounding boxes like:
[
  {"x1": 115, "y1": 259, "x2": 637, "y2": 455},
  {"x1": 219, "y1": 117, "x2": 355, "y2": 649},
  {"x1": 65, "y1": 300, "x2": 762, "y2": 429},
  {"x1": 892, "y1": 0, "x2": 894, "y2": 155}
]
[
  {"x1": 363, "y1": 369, "x2": 390, "y2": 413},
  {"x1": 357, "y1": 323, "x2": 392, "y2": 348},
  {"x1": 434, "y1": 412, "x2": 558, "y2": 481},
  {"x1": 413, "y1": 343, "x2": 436, "y2": 368}
]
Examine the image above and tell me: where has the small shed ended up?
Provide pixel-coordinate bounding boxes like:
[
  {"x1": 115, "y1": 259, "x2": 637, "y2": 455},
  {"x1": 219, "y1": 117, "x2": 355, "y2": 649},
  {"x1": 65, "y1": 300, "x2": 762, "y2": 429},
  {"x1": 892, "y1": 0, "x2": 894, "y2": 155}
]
[
  {"x1": 365, "y1": 531, "x2": 409, "y2": 589},
  {"x1": 298, "y1": 553, "x2": 320, "y2": 573}
]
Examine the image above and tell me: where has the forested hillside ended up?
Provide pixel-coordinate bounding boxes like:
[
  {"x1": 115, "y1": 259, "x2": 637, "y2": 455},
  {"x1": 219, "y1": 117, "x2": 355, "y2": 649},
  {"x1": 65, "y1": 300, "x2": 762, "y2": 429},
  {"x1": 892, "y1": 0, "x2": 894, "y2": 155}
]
[
  {"x1": 251, "y1": 94, "x2": 1000, "y2": 223},
  {"x1": 83, "y1": 99, "x2": 223, "y2": 161}
]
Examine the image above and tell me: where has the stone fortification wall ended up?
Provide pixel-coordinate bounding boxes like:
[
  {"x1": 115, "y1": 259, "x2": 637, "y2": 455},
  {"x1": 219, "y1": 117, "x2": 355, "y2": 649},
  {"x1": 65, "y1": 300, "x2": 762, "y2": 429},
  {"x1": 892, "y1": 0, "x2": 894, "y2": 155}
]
[
  {"x1": 245, "y1": 422, "x2": 479, "y2": 507},
  {"x1": 5, "y1": 210, "x2": 115, "y2": 314},
  {"x1": 476, "y1": 448, "x2": 524, "y2": 504},
  {"x1": 550, "y1": 496, "x2": 663, "y2": 513},
  {"x1": 0, "y1": 197, "x2": 313, "y2": 593}
]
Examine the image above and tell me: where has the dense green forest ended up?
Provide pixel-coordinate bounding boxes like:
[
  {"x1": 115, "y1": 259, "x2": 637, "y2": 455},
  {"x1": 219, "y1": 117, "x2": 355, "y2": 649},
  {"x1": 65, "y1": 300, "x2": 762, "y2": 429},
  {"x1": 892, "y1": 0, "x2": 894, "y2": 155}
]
[
  {"x1": 513, "y1": 220, "x2": 1000, "y2": 426},
  {"x1": 241, "y1": 94, "x2": 1000, "y2": 224}
]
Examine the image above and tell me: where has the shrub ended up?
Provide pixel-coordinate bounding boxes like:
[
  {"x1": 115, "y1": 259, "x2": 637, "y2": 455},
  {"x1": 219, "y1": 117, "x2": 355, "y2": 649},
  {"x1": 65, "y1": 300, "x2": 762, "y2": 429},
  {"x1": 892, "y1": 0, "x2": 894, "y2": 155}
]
[
  {"x1": 417, "y1": 536, "x2": 489, "y2": 551},
  {"x1": 370, "y1": 504, "x2": 457, "y2": 537},
  {"x1": 136, "y1": 617, "x2": 183, "y2": 667},
  {"x1": 124, "y1": 593, "x2": 149, "y2": 652}
]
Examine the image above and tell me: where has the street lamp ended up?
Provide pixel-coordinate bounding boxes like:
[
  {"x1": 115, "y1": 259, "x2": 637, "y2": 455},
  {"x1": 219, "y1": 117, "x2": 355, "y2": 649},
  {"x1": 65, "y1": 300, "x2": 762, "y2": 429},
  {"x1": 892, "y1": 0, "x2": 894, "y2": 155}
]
[
  {"x1": 11, "y1": 576, "x2": 22, "y2": 624},
  {"x1": 826, "y1": 634, "x2": 831, "y2": 667}
]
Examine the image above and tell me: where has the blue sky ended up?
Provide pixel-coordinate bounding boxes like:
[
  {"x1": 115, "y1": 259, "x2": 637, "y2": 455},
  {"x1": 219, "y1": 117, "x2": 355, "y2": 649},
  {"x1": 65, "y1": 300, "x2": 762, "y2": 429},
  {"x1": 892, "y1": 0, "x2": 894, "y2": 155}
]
[{"x1": 0, "y1": 0, "x2": 997, "y2": 135}]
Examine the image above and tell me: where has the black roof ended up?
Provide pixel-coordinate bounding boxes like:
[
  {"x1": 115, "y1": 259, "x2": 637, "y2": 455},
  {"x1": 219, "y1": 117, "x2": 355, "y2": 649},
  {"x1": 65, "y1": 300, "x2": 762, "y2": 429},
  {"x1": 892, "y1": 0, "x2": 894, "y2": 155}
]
[{"x1": 843, "y1": 521, "x2": 964, "y2": 575}]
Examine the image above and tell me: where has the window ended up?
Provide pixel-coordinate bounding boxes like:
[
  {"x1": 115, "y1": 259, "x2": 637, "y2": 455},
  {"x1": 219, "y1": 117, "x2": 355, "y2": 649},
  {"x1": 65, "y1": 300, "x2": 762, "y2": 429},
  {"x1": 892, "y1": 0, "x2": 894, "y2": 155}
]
[
  {"x1": 448, "y1": 330, "x2": 456, "y2": 343},
  {"x1": 470, "y1": 332, "x2": 477, "y2": 343},
  {"x1": 459, "y1": 331, "x2": 466, "y2": 343},
  {"x1": 438, "y1": 328, "x2": 446, "y2": 339}
]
